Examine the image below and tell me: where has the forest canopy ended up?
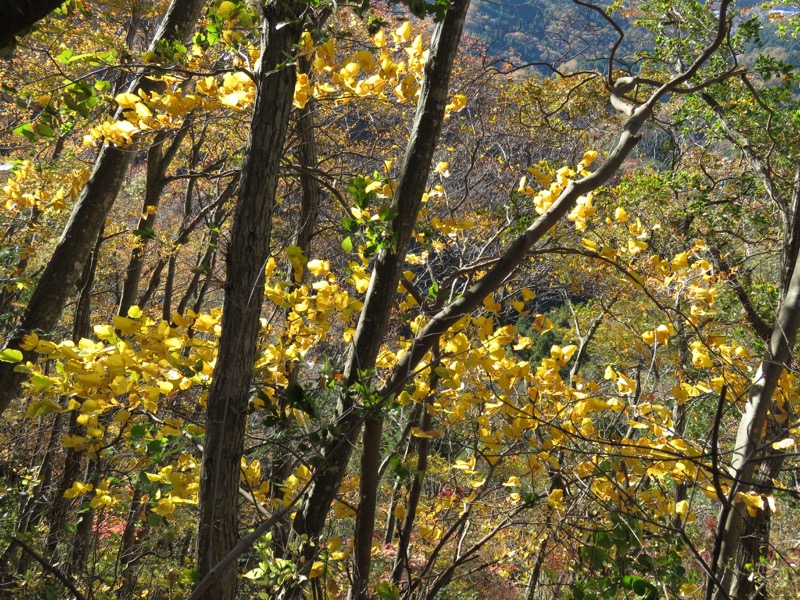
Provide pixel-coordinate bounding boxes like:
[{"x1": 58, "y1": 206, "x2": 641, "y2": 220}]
[{"x1": 1, "y1": 1, "x2": 800, "y2": 599}]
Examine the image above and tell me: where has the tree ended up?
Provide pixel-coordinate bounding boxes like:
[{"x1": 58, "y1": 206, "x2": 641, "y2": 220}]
[
  {"x1": 4, "y1": 1, "x2": 800, "y2": 599},
  {"x1": 194, "y1": 1, "x2": 311, "y2": 598}
]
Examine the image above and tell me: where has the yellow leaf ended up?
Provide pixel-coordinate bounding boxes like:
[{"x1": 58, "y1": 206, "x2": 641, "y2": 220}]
[
  {"x1": 26, "y1": 397, "x2": 64, "y2": 417},
  {"x1": 19, "y1": 332, "x2": 39, "y2": 351},
  {"x1": 513, "y1": 335, "x2": 532, "y2": 351},
  {"x1": 561, "y1": 344, "x2": 577, "y2": 362},
  {"x1": 547, "y1": 488, "x2": 565, "y2": 511},
  {"x1": 80, "y1": 399, "x2": 102, "y2": 414},
  {"x1": 679, "y1": 583, "x2": 701, "y2": 598},
  {"x1": 219, "y1": 92, "x2": 245, "y2": 108},
  {"x1": 395, "y1": 21, "x2": 412, "y2": 44},
  {"x1": 307, "y1": 259, "x2": 329, "y2": 277},
  {"x1": 672, "y1": 251, "x2": 689, "y2": 269},
  {"x1": 772, "y1": 438, "x2": 795, "y2": 450},
  {"x1": 675, "y1": 500, "x2": 690, "y2": 516},
  {"x1": 579, "y1": 150, "x2": 599, "y2": 168},
  {"x1": 333, "y1": 500, "x2": 356, "y2": 519},
  {"x1": 113, "y1": 315, "x2": 139, "y2": 335},
  {"x1": 654, "y1": 324, "x2": 672, "y2": 344},
  {"x1": 420, "y1": 524, "x2": 443, "y2": 541},
  {"x1": 445, "y1": 93, "x2": 467, "y2": 115},
  {"x1": 445, "y1": 332, "x2": 469, "y2": 355},
  {"x1": 153, "y1": 497, "x2": 176, "y2": 517},
  {"x1": 217, "y1": 1, "x2": 237, "y2": 20},
  {"x1": 734, "y1": 491, "x2": 764, "y2": 517},
  {"x1": 134, "y1": 102, "x2": 152, "y2": 118},
  {"x1": 64, "y1": 481, "x2": 93, "y2": 498},
  {"x1": 115, "y1": 92, "x2": 140, "y2": 109},
  {"x1": 309, "y1": 561, "x2": 325, "y2": 578},
  {"x1": 411, "y1": 427, "x2": 442, "y2": 438}
]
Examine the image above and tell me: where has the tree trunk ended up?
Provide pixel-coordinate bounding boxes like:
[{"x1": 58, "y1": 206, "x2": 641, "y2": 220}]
[
  {"x1": 117, "y1": 485, "x2": 148, "y2": 600},
  {"x1": 291, "y1": 3, "x2": 471, "y2": 597},
  {"x1": 711, "y1": 241, "x2": 800, "y2": 599},
  {"x1": 0, "y1": 0, "x2": 65, "y2": 45},
  {"x1": 118, "y1": 124, "x2": 190, "y2": 317},
  {"x1": 391, "y1": 350, "x2": 439, "y2": 588},
  {"x1": 0, "y1": 0, "x2": 206, "y2": 416},
  {"x1": 194, "y1": 4, "x2": 306, "y2": 599},
  {"x1": 729, "y1": 452, "x2": 783, "y2": 600}
]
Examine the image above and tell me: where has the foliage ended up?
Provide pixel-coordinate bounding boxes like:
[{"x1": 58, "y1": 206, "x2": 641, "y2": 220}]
[{"x1": 1, "y1": 1, "x2": 800, "y2": 599}]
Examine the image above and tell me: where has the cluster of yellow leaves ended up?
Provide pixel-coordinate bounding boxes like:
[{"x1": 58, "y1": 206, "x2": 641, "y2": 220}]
[
  {"x1": 297, "y1": 22, "x2": 466, "y2": 114},
  {"x1": 302, "y1": 22, "x2": 428, "y2": 107},
  {"x1": 517, "y1": 151, "x2": 598, "y2": 220},
  {"x1": 21, "y1": 308, "x2": 220, "y2": 454},
  {"x1": 147, "y1": 454, "x2": 200, "y2": 516},
  {"x1": 3, "y1": 160, "x2": 89, "y2": 213},
  {"x1": 84, "y1": 71, "x2": 254, "y2": 146}
]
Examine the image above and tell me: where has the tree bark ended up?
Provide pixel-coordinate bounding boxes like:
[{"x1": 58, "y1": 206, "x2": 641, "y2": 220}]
[
  {"x1": 194, "y1": 4, "x2": 306, "y2": 598},
  {"x1": 289, "y1": 4, "x2": 471, "y2": 597},
  {"x1": 118, "y1": 124, "x2": 190, "y2": 317},
  {"x1": 0, "y1": 0, "x2": 65, "y2": 46},
  {"x1": 391, "y1": 347, "x2": 440, "y2": 587},
  {"x1": 710, "y1": 241, "x2": 800, "y2": 599},
  {"x1": 0, "y1": 0, "x2": 206, "y2": 417}
]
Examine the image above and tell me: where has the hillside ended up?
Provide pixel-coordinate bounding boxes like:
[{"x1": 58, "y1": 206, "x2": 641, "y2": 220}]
[{"x1": 466, "y1": 0, "x2": 800, "y2": 71}]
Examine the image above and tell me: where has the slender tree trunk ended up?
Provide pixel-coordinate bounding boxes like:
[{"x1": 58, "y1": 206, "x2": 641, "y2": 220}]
[
  {"x1": 174, "y1": 203, "x2": 229, "y2": 317},
  {"x1": 194, "y1": 4, "x2": 306, "y2": 599},
  {"x1": 390, "y1": 349, "x2": 440, "y2": 588},
  {"x1": 710, "y1": 242, "x2": 800, "y2": 599},
  {"x1": 524, "y1": 535, "x2": 549, "y2": 600},
  {"x1": 119, "y1": 123, "x2": 191, "y2": 317},
  {"x1": 0, "y1": 0, "x2": 206, "y2": 416},
  {"x1": 383, "y1": 404, "x2": 421, "y2": 545},
  {"x1": 729, "y1": 448, "x2": 783, "y2": 600},
  {"x1": 11, "y1": 410, "x2": 62, "y2": 578},
  {"x1": 291, "y1": 4, "x2": 471, "y2": 598},
  {"x1": 350, "y1": 416, "x2": 384, "y2": 599},
  {"x1": 117, "y1": 485, "x2": 148, "y2": 600},
  {"x1": 268, "y1": 71, "x2": 324, "y2": 559},
  {"x1": 137, "y1": 176, "x2": 234, "y2": 313},
  {"x1": 68, "y1": 460, "x2": 100, "y2": 583}
]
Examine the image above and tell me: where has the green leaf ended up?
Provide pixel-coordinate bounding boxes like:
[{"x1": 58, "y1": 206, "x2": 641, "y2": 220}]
[
  {"x1": 341, "y1": 236, "x2": 353, "y2": 253},
  {"x1": 147, "y1": 439, "x2": 166, "y2": 456},
  {"x1": 374, "y1": 582, "x2": 400, "y2": 600},
  {"x1": 388, "y1": 454, "x2": 410, "y2": 479},
  {"x1": 13, "y1": 123, "x2": 37, "y2": 142},
  {"x1": 31, "y1": 374, "x2": 52, "y2": 392},
  {"x1": 0, "y1": 349, "x2": 23, "y2": 363},
  {"x1": 581, "y1": 545, "x2": 607, "y2": 570},
  {"x1": 133, "y1": 227, "x2": 156, "y2": 239},
  {"x1": 35, "y1": 123, "x2": 55, "y2": 138},
  {"x1": 56, "y1": 48, "x2": 75, "y2": 64}
]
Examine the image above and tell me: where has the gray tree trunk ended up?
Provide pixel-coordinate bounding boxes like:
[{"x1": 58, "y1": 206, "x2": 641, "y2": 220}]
[
  {"x1": 287, "y1": 4, "x2": 472, "y2": 598},
  {"x1": 194, "y1": 4, "x2": 306, "y2": 598}
]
